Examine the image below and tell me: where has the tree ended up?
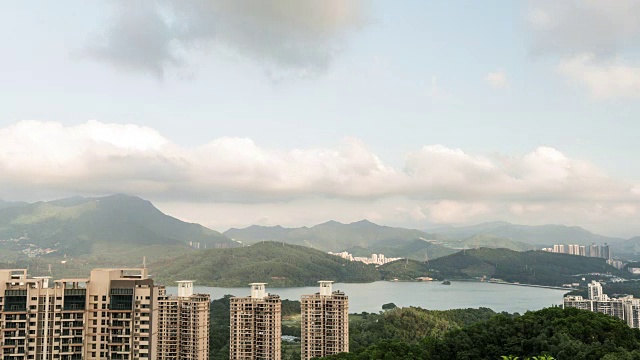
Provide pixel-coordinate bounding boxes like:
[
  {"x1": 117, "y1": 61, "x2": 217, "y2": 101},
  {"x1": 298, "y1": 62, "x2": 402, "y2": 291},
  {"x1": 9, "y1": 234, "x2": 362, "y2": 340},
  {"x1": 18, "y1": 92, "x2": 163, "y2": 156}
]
[{"x1": 382, "y1": 303, "x2": 397, "y2": 310}]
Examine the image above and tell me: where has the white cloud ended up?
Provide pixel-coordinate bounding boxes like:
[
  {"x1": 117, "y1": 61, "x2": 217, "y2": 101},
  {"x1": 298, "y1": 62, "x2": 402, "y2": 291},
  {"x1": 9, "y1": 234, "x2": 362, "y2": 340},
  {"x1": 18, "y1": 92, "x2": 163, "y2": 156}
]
[
  {"x1": 485, "y1": 70, "x2": 508, "y2": 89},
  {"x1": 1, "y1": 120, "x2": 639, "y2": 234},
  {"x1": 557, "y1": 54, "x2": 640, "y2": 99},
  {"x1": 87, "y1": 0, "x2": 369, "y2": 77}
]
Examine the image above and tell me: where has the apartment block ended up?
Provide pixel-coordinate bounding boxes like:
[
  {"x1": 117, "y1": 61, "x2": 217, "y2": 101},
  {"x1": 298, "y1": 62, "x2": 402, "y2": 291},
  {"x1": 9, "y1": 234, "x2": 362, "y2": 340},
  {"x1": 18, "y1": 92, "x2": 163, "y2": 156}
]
[
  {"x1": 157, "y1": 281, "x2": 210, "y2": 360},
  {"x1": 1, "y1": 268, "x2": 209, "y2": 360},
  {"x1": 301, "y1": 281, "x2": 349, "y2": 360},
  {"x1": 229, "y1": 284, "x2": 281, "y2": 360},
  {"x1": 564, "y1": 280, "x2": 640, "y2": 329}
]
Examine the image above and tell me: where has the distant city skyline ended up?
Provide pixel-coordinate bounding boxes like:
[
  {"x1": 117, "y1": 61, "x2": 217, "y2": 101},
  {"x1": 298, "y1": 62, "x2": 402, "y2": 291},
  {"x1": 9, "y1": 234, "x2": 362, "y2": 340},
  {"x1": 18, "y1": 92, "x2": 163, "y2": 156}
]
[{"x1": 1, "y1": 1, "x2": 639, "y2": 237}]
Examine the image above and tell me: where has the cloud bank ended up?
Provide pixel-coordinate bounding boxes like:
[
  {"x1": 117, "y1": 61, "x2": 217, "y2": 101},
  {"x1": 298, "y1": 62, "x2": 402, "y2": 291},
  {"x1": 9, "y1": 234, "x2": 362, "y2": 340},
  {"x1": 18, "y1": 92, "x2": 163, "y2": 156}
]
[
  {"x1": 527, "y1": 1, "x2": 640, "y2": 99},
  {"x1": 87, "y1": 0, "x2": 369, "y2": 77},
  {"x1": 557, "y1": 54, "x2": 640, "y2": 99},
  {"x1": 1, "y1": 120, "x2": 638, "y2": 234}
]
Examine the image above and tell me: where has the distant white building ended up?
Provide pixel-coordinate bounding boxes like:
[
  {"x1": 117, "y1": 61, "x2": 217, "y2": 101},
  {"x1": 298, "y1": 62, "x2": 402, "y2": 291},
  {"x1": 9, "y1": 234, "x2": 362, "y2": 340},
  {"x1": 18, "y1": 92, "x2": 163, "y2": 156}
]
[
  {"x1": 328, "y1": 252, "x2": 401, "y2": 265},
  {"x1": 564, "y1": 280, "x2": 640, "y2": 328}
]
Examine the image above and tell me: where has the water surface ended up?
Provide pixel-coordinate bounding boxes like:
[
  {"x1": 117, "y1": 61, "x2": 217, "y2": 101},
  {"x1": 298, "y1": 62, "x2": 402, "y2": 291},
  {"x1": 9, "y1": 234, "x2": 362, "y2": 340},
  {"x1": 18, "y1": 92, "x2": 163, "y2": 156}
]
[{"x1": 167, "y1": 281, "x2": 568, "y2": 313}]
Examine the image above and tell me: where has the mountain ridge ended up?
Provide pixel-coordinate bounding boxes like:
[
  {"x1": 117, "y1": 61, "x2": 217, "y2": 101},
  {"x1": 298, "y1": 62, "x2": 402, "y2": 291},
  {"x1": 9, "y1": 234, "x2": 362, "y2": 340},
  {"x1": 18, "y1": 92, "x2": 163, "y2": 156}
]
[
  {"x1": 224, "y1": 219, "x2": 438, "y2": 252},
  {"x1": 428, "y1": 221, "x2": 624, "y2": 245},
  {"x1": 0, "y1": 194, "x2": 236, "y2": 257}
]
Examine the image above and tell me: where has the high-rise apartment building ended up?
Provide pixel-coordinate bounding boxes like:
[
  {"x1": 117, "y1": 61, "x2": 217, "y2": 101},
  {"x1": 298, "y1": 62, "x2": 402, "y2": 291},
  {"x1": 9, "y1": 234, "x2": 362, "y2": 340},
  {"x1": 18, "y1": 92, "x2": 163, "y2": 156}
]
[
  {"x1": 0, "y1": 268, "x2": 159, "y2": 360},
  {"x1": 0, "y1": 268, "x2": 209, "y2": 360},
  {"x1": 558, "y1": 245, "x2": 565, "y2": 253},
  {"x1": 588, "y1": 280, "x2": 604, "y2": 301},
  {"x1": 565, "y1": 281, "x2": 640, "y2": 329},
  {"x1": 229, "y1": 283, "x2": 281, "y2": 360},
  {"x1": 300, "y1": 281, "x2": 349, "y2": 360},
  {"x1": 589, "y1": 243, "x2": 600, "y2": 258},
  {"x1": 601, "y1": 243, "x2": 611, "y2": 260},
  {"x1": 579, "y1": 246, "x2": 586, "y2": 257},
  {"x1": 157, "y1": 281, "x2": 210, "y2": 360},
  {"x1": 86, "y1": 268, "x2": 159, "y2": 360}
]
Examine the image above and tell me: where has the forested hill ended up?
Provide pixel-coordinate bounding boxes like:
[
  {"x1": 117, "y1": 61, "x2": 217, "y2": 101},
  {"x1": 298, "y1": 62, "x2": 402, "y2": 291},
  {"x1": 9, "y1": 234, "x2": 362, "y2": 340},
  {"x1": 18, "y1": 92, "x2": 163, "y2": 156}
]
[
  {"x1": 152, "y1": 241, "x2": 379, "y2": 287},
  {"x1": 378, "y1": 248, "x2": 627, "y2": 286}
]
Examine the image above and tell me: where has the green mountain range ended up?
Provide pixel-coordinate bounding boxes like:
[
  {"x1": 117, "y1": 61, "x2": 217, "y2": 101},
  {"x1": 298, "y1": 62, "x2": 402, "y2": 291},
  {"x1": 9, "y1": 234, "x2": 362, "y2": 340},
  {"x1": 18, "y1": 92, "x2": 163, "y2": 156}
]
[
  {"x1": 428, "y1": 221, "x2": 624, "y2": 246},
  {"x1": 0, "y1": 194, "x2": 235, "y2": 258},
  {"x1": 152, "y1": 241, "x2": 380, "y2": 287},
  {"x1": 153, "y1": 242, "x2": 630, "y2": 288},
  {"x1": 377, "y1": 247, "x2": 627, "y2": 286},
  {"x1": 224, "y1": 220, "x2": 441, "y2": 253}
]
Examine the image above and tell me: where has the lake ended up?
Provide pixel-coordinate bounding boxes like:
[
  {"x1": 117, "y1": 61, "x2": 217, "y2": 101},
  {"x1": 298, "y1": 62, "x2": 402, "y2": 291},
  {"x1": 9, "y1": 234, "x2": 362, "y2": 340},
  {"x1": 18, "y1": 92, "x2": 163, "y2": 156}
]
[{"x1": 167, "y1": 281, "x2": 569, "y2": 313}]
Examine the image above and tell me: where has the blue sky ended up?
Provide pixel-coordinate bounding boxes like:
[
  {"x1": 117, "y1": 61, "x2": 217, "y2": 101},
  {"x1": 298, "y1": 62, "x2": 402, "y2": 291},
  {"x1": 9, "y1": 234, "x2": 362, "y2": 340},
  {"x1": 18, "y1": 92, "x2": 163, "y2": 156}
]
[{"x1": 1, "y1": 1, "x2": 639, "y2": 236}]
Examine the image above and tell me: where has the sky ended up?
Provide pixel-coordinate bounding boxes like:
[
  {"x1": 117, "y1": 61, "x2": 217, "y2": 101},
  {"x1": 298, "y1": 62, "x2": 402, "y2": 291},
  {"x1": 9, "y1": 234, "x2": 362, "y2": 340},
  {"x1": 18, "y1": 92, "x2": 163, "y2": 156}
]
[{"x1": 1, "y1": 1, "x2": 640, "y2": 237}]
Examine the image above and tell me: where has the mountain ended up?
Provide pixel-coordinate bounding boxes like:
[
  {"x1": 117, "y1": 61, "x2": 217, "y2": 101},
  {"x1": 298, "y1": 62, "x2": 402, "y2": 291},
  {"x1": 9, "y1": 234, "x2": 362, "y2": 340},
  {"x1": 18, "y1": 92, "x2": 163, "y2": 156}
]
[
  {"x1": 224, "y1": 219, "x2": 440, "y2": 252},
  {"x1": 0, "y1": 194, "x2": 235, "y2": 257},
  {"x1": 428, "y1": 221, "x2": 623, "y2": 246},
  {"x1": 0, "y1": 199, "x2": 28, "y2": 210},
  {"x1": 152, "y1": 241, "x2": 380, "y2": 287},
  {"x1": 612, "y1": 236, "x2": 640, "y2": 259},
  {"x1": 450, "y1": 234, "x2": 535, "y2": 252}
]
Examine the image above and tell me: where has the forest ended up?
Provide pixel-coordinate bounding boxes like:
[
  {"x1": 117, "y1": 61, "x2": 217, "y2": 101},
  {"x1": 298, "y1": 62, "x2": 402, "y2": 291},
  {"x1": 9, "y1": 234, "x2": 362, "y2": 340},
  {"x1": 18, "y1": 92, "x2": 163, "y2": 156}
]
[{"x1": 205, "y1": 295, "x2": 640, "y2": 360}]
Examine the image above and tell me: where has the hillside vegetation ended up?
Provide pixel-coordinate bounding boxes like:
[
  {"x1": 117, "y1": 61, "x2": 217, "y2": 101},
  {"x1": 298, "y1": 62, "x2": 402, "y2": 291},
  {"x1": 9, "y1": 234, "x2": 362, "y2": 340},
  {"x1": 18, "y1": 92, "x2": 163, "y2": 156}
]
[
  {"x1": 450, "y1": 234, "x2": 534, "y2": 252},
  {"x1": 0, "y1": 194, "x2": 235, "y2": 258},
  {"x1": 324, "y1": 307, "x2": 640, "y2": 359},
  {"x1": 152, "y1": 241, "x2": 380, "y2": 287},
  {"x1": 377, "y1": 247, "x2": 627, "y2": 286},
  {"x1": 426, "y1": 248, "x2": 625, "y2": 286}
]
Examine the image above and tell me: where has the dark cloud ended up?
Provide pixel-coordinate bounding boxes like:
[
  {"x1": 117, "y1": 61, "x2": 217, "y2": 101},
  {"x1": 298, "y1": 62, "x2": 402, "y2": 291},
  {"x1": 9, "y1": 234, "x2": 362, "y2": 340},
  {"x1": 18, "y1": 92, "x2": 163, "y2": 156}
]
[
  {"x1": 527, "y1": 0, "x2": 640, "y2": 57},
  {"x1": 86, "y1": 0, "x2": 369, "y2": 77}
]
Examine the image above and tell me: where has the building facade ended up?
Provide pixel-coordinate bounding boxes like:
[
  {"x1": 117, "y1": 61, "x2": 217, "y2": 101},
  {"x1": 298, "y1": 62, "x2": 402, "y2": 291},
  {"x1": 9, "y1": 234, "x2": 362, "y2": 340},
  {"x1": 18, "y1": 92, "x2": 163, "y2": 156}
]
[
  {"x1": 564, "y1": 280, "x2": 640, "y2": 329},
  {"x1": 229, "y1": 284, "x2": 281, "y2": 360},
  {"x1": 0, "y1": 269, "x2": 209, "y2": 360},
  {"x1": 300, "y1": 281, "x2": 349, "y2": 360},
  {"x1": 157, "y1": 281, "x2": 210, "y2": 360}
]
